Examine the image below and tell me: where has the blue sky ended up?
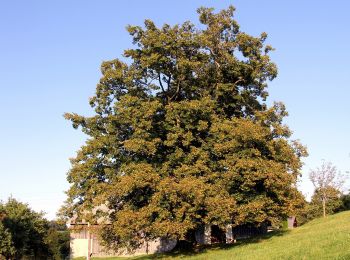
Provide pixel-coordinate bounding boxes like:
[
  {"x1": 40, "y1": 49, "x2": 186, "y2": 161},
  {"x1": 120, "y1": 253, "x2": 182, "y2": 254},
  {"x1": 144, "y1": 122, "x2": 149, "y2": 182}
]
[{"x1": 0, "y1": 1, "x2": 349, "y2": 219}]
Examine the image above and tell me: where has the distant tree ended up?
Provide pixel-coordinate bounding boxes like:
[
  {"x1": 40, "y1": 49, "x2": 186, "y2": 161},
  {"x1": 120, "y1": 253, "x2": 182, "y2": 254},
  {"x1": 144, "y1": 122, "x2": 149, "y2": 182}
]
[
  {"x1": 64, "y1": 6, "x2": 307, "y2": 250},
  {"x1": 338, "y1": 192, "x2": 350, "y2": 212},
  {"x1": 307, "y1": 186, "x2": 342, "y2": 219},
  {"x1": 309, "y1": 161, "x2": 346, "y2": 218},
  {"x1": 0, "y1": 198, "x2": 50, "y2": 259},
  {"x1": 0, "y1": 199, "x2": 71, "y2": 260},
  {"x1": 45, "y1": 220, "x2": 70, "y2": 260}
]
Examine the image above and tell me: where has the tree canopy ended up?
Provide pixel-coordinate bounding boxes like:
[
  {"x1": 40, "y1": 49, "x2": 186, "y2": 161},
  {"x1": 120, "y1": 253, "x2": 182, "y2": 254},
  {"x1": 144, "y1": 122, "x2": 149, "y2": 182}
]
[{"x1": 64, "y1": 6, "x2": 307, "y2": 250}]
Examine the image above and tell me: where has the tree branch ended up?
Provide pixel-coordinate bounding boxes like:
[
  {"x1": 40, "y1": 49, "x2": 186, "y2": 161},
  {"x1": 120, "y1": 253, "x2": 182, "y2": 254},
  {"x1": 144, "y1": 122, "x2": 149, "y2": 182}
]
[
  {"x1": 166, "y1": 75, "x2": 171, "y2": 91},
  {"x1": 158, "y1": 73, "x2": 166, "y2": 94},
  {"x1": 170, "y1": 81, "x2": 181, "y2": 101}
]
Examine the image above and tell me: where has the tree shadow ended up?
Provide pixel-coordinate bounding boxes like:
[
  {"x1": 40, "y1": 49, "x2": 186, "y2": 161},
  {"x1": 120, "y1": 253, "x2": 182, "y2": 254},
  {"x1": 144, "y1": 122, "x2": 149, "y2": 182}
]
[{"x1": 133, "y1": 230, "x2": 289, "y2": 259}]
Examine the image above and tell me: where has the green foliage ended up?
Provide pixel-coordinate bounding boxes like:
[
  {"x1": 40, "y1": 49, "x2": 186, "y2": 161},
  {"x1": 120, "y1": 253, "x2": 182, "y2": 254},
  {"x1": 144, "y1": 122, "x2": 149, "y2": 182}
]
[
  {"x1": 0, "y1": 198, "x2": 50, "y2": 259},
  {"x1": 338, "y1": 192, "x2": 350, "y2": 211},
  {"x1": 308, "y1": 187, "x2": 342, "y2": 218},
  {"x1": 64, "y1": 6, "x2": 307, "y2": 250},
  {"x1": 45, "y1": 220, "x2": 70, "y2": 260},
  {"x1": 0, "y1": 221, "x2": 15, "y2": 259},
  {"x1": 0, "y1": 198, "x2": 70, "y2": 260},
  {"x1": 308, "y1": 161, "x2": 347, "y2": 218},
  {"x1": 296, "y1": 188, "x2": 348, "y2": 226}
]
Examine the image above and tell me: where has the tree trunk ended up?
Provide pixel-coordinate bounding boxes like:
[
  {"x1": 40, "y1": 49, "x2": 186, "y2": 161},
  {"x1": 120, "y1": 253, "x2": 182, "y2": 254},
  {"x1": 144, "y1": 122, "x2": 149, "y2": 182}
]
[{"x1": 322, "y1": 197, "x2": 326, "y2": 218}]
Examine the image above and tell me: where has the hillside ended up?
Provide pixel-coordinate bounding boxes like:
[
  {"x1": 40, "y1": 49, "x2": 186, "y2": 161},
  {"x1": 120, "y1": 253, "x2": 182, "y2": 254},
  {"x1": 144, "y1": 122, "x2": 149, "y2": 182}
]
[
  {"x1": 183, "y1": 211, "x2": 350, "y2": 260},
  {"x1": 78, "y1": 211, "x2": 350, "y2": 260}
]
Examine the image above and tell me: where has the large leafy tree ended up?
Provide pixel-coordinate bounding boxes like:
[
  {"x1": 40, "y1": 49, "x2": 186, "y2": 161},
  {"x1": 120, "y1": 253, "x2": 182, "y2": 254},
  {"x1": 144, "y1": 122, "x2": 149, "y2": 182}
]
[{"x1": 64, "y1": 6, "x2": 307, "y2": 249}]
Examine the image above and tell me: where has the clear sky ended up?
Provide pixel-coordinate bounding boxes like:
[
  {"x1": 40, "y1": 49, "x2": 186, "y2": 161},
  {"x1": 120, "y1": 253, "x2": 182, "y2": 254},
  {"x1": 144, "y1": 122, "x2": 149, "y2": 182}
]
[{"x1": 1, "y1": 1, "x2": 349, "y2": 219}]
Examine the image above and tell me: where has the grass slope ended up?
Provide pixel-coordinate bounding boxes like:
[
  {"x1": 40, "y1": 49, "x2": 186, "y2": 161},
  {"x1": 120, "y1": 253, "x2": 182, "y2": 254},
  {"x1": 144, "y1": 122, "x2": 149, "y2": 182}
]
[{"x1": 78, "y1": 211, "x2": 350, "y2": 260}]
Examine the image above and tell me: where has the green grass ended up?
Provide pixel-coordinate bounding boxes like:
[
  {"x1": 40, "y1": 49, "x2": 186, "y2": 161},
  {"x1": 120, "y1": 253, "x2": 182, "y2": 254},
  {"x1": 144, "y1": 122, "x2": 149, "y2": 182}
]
[{"x1": 75, "y1": 210, "x2": 350, "y2": 260}]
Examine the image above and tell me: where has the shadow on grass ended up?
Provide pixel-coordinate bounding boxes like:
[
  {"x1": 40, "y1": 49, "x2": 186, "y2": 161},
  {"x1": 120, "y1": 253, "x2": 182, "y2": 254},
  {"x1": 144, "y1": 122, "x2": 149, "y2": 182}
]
[{"x1": 133, "y1": 229, "x2": 289, "y2": 259}]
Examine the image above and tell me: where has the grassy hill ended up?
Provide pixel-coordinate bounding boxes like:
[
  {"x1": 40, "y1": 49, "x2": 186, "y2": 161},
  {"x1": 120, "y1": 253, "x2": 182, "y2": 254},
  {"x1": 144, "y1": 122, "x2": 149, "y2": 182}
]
[{"x1": 78, "y1": 211, "x2": 350, "y2": 260}]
